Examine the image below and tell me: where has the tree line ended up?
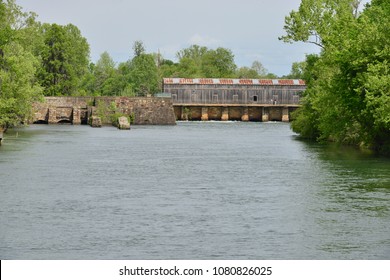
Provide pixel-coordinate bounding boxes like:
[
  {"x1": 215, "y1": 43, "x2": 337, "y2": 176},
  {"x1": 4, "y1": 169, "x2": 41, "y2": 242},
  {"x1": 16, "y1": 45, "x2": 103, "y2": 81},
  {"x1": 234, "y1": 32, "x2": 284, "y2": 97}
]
[
  {"x1": 280, "y1": 0, "x2": 390, "y2": 155},
  {"x1": 83, "y1": 43, "x2": 282, "y2": 98}
]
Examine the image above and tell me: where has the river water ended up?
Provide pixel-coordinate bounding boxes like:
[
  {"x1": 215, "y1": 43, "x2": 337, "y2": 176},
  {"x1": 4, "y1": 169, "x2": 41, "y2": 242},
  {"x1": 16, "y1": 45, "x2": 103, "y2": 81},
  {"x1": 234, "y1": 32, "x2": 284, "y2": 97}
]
[{"x1": 0, "y1": 122, "x2": 389, "y2": 259}]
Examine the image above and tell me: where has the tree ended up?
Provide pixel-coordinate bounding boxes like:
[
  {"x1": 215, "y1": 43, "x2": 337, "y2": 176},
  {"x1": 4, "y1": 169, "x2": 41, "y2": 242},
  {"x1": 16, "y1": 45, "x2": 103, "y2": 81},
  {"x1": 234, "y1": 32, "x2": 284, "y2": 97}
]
[
  {"x1": 0, "y1": 0, "x2": 42, "y2": 128},
  {"x1": 94, "y1": 51, "x2": 116, "y2": 94},
  {"x1": 133, "y1": 40, "x2": 145, "y2": 57},
  {"x1": 279, "y1": 0, "x2": 358, "y2": 49},
  {"x1": 285, "y1": 61, "x2": 307, "y2": 79},
  {"x1": 175, "y1": 45, "x2": 207, "y2": 77},
  {"x1": 236, "y1": 67, "x2": 259, "y2": 79},
  {"x1": 251, "y1": 60, "x2": 268, "y2": 77},
  {"x1": 128, "y1": 41, "x2": 159, "y2": 96},
  {"x1": 177, "y1": 45, "x2": 208, "y2": 63},
  {"x1": 201, "y1": 47, "x2": 236, "y2": 78},
  {"x1": 175, "y1": 45, "x2": 237, "y2": 78},
  {"x1": 39, "y1": 23, "x2": 90, "y2": 96},
  {"x1": 284, "y1": 0, "x2": 390, "y2": 154}
]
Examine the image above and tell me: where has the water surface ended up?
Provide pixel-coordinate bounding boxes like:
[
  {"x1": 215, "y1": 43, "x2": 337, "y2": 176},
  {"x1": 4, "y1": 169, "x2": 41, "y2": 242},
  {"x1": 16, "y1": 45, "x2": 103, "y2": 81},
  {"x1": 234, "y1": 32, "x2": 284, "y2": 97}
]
[{"x1": 0, "y1": 122, "x2": 389, "y2": 259}]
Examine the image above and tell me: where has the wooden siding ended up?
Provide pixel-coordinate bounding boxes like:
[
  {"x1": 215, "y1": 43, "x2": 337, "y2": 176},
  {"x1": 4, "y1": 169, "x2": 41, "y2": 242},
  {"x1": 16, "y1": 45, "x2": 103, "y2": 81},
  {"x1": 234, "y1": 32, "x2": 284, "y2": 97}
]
[{"x1": 163, "y1": 79, "x2": 306, "y2": 105}]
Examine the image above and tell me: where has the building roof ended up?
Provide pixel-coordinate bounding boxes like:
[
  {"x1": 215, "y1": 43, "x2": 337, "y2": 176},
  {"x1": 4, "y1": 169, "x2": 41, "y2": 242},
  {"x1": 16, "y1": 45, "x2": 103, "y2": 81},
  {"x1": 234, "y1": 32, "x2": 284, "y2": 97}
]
[{"x1": 163, "y1": 78, "x2": 305, "y2": 86}]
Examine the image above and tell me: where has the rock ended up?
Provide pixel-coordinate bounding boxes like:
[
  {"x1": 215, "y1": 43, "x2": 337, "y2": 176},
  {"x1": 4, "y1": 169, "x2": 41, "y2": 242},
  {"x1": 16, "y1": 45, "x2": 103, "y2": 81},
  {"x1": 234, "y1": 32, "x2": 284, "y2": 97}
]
[
  {"x1": 90, "y1": 116, "x2": 102, "y2": 127},
  {"x1": 117, "y1": 116, "x2": 130, "y2": 130}
]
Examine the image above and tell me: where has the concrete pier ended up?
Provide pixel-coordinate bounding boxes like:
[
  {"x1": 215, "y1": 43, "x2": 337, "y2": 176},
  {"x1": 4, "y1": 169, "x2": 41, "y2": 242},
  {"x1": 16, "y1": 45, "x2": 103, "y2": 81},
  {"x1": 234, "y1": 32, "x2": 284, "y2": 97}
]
[
  {"x1": 221, "y1": 107, "x2": 229, "y2": 121},
  {"x1": 173, "y1": 105, "x2": 298, "y2": 122},
  {"x1": 201, "y1": 107, "x2": 209, "y2": 121}
]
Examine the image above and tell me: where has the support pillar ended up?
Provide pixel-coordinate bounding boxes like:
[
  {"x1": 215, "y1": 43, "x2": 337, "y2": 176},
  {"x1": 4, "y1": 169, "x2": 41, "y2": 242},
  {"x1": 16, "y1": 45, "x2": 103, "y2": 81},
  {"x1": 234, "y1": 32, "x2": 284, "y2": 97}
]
[
  {"x1": 87, "y1": 106, "x2": 95, "y2": 125},
  {"x1": 48, "y1": 108, "x2": 57, "y2": 124},
  {"x1": 221, "y1": 107, "x2": 229, "y2": 121},
  {"x1": 282, "y1": 107, "x2": 290, "y2": 122},
  {"x1": 201, "y1": 107, "x2": 209, "y2": 121},
  {"x1": 262, "y1": 107, "x2": 269, "y2": 122},
  {"x1": 72, "y1": 107, "x2": 81, "y2": 125},
  {"x1": 241, "y1": 107, "x2": 249, "y2": 122}
]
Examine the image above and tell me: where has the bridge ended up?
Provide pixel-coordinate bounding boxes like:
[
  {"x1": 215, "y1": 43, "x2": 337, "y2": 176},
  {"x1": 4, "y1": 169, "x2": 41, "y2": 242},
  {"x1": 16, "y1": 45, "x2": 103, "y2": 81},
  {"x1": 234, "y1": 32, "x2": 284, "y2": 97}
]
[{"x1": 163, "y1": 78, "x2": 306, "y2": 122}]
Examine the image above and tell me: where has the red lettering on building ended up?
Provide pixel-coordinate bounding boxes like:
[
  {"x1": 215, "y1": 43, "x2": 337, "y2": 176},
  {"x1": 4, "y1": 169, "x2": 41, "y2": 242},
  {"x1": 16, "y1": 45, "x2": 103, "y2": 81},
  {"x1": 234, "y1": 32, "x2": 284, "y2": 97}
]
[
  {"x1": 199, "y1": 78, "x2": 214, "y2": 84},
  {"x1": 180, "y1": 78, "x2": 194, "y2": 84},
  {"x1": 239, "y1": 79, "x2": 253, "y2": 85},
  {"x1": 219, "y1": 79, "x2": 233, "y2": 84},
  {"x1": 278, "y1": 80, "x2": 294, "y2": 85},
  {"x1": 259, "y1": 79, "x2": 273, "y2": 85}
]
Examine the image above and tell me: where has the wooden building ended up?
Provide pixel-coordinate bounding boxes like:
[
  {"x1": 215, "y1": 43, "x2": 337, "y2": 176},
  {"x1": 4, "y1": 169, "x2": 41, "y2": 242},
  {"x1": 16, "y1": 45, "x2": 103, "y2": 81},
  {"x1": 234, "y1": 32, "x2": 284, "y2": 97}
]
[{"x1": 162, "y1": 78, "x2": 306, "y2": 122}]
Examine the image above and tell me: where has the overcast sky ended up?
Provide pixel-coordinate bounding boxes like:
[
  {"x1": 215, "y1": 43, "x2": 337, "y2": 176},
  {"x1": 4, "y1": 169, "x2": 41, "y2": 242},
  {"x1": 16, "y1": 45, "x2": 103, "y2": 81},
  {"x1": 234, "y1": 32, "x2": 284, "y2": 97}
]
[{"x1": 16, "y1": 0, "x2": 370, "y2": 76}]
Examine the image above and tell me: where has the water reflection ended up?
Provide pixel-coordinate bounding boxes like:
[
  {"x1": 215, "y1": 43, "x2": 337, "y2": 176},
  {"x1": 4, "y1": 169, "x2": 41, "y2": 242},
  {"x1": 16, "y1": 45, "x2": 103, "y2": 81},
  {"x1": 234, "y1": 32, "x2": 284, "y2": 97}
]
[{"x1": 293, "y1": 140, "x2": 390, "y2": 259}]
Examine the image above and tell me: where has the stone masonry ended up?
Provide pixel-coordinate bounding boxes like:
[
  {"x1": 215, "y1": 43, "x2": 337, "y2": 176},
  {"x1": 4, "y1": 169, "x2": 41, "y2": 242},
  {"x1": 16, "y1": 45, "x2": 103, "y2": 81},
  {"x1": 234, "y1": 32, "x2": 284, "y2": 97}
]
[{"x1": 31, "y1": 96, "x2": 176, "y2": 126}]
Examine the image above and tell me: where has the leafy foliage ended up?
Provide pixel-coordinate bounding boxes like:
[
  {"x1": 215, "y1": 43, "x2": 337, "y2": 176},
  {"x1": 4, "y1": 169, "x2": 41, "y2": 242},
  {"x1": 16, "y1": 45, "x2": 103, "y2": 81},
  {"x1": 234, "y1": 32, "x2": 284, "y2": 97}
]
[
  {"x1": 0, "y1": 0, "x2": 42, "y2": 128},
  {"x1": 38, "y1": 23, "x2": 90, "y2": 96},
  {"x1": 283, "y1": 0, "x2": 390, "y2": 154}
]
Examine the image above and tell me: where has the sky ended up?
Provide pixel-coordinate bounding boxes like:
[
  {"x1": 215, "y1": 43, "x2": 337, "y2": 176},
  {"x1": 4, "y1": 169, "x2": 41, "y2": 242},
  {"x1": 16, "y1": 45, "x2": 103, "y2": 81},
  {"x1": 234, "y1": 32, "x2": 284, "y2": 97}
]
[{"x1": 16, "y1": 0, "x2": 370, "y2": 76}]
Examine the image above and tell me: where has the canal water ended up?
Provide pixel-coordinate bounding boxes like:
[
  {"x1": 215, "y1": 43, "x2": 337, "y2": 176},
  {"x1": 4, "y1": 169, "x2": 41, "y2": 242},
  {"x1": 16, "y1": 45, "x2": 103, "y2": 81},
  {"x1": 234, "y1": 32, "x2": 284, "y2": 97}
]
[{"x1": 0, "y1": 122, "x2": 389, "y2": 259}]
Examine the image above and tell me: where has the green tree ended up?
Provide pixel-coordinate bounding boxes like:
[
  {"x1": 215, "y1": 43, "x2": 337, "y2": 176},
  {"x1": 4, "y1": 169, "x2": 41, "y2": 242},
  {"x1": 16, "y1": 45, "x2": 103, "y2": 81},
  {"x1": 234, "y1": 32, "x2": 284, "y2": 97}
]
[
  {"x1": 175, "y1": 45, "x2": 237, "y2": 78},
  {"x1": 285, "y1": 61, "x2": 307, "y2": 79},
  {"x1": 177, "y1": 45, "x2": 208, "y2": 64},
  {"x1": 176, "y1": 45, "x2": 207, "y2": 77},
  {"x1": 251, "y1": 60, "x2": 268, "y2": 77},
  {"x1": 0, "y1": 0, "x2": 42, "y2": 128},
  {"x1": 235, "y1": 67, "x2": 259, "y2": 79},
  {"x1": 129, "y1": 53, "x2": 159, "y2": 96},
  {"x1": 158, "y1": 58, "x2": 179, "y2": 79},
  {"x1": 39, "y1": 23, "x2": 90, "y2": 96},
  {"x1": 284, "y1": 0, "x2": 390, "y2": 154},
  {"x1": 94, "y1": 51, "x2": 117, "y2": 95},
  {"x1": 201, "y1": 47, "x2": 236, "y2": 78},
  {"x1": 133, "y1": 40, "x2": 145, "y2": 57},
  {"x1": 279, "y1": 0, "x2": 359, "y2": 49}
]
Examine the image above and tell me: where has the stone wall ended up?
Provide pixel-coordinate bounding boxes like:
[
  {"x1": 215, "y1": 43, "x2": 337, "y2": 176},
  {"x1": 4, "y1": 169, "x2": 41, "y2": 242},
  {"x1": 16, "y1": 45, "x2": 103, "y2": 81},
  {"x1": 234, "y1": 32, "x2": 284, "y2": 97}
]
[
  {"x1": 95, "y1": 97, "x2": 176, "y2": 125},
  {"x1": 31, "y1": 96, "x2": 176, "y2": 126}
]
